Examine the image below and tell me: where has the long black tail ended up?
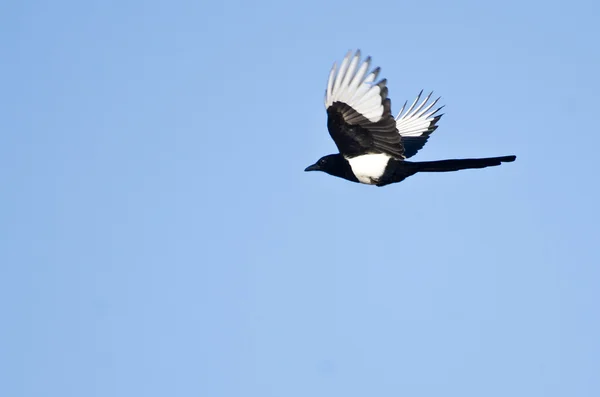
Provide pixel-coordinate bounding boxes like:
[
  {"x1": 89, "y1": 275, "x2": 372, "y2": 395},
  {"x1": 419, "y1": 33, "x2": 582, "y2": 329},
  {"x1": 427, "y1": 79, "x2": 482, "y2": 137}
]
[
  {"x1": 377, "y1": 155, "x2": 516, "y2": 186},
  {"x1": 409, "y1": 155, "x2": 516, "y2": 173}
]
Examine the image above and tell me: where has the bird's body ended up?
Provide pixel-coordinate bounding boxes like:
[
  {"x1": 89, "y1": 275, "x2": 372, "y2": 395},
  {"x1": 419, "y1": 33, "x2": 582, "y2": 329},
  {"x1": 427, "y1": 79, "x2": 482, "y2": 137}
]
[{"x1": 305, "y1": 50, "x2": 516, "y2": 186}]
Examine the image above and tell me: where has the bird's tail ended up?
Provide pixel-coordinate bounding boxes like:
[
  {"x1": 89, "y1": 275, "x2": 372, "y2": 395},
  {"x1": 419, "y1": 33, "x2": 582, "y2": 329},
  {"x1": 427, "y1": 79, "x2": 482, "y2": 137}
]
[
  {"x1": 376, "y1": 155, "x2": 516, "y2": 186},
  {"x1": 408, "y1": 155, "x2": 516, "y2": 173}
]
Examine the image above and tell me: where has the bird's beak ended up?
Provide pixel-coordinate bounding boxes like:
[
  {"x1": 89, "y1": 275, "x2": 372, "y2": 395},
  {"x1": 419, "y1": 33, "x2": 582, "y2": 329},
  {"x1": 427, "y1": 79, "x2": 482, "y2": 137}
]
[{"x1": 304, "y1": 163, "x2": 319, "y2": 172}]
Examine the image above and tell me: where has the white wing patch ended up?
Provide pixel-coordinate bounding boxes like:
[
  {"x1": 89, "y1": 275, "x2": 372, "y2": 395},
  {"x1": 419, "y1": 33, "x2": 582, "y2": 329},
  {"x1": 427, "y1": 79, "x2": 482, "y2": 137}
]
[
  {"x1": 346, "y1": 153, "x2": 391, "y2": 184},
  {"x1": 395, "y1": 91, "x2": 444, "y2": 137},
  {"x1": 325, "y1": 50, "x2": 384, "y2": 123}
]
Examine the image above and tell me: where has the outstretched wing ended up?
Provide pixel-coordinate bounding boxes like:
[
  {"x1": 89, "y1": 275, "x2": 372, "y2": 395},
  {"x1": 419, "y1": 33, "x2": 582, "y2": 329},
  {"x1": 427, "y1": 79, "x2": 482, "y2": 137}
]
[
  {"x1": 395, "y1": 91, "x2": 444, "y2": 158},
  {"x1": 325, "y1": 50, "x2": 404, "y2": 159}
]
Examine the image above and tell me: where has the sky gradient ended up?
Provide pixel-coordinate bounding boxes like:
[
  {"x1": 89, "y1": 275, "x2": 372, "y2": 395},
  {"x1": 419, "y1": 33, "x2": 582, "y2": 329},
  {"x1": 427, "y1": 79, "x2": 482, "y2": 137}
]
[{"x1": 1, "y1": 0, "x2": 599, "y2": 396}]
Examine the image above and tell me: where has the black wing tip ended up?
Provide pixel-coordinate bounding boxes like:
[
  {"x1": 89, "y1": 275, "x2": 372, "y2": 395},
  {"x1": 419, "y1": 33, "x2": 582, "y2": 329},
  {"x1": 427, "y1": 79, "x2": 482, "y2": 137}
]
[
  {"x1": 419, "y1": 114, "x2": 443, "y2": 135},
  {"x1": 379, "y1": 85, "x2": 389, "y2": 99},
  {"x1": 371, "y1": 66, "x2": 381, "y2": 80},
  {"x1": 382, "y1": 97, "x2": 392, "y2": 114},
  {"x1": 502, "y1": 155, "x2": 517, "y2": 162}
]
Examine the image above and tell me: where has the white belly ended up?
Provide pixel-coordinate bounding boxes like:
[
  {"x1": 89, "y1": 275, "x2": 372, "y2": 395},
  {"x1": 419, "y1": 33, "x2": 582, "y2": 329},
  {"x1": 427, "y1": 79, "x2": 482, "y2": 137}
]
[{"x1": 346, "y1": 153, "x2": 391, "y2": 184}]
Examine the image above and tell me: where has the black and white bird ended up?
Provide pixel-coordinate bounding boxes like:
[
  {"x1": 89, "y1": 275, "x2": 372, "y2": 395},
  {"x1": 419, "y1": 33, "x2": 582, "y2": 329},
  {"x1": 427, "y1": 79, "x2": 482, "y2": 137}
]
[{"x1": 305, "y1": 50, "x2": 516, "y2": 187}]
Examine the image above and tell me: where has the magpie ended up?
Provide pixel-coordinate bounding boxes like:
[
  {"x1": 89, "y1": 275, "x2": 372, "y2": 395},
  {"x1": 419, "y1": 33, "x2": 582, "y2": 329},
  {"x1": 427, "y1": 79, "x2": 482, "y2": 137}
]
[{"x1": 305, "y1": 50, "x2": 516, "y2": 187}]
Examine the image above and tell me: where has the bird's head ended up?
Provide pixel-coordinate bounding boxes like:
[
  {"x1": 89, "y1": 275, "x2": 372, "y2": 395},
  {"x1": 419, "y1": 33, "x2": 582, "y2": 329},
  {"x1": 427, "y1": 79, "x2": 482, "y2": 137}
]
[
  {"x1": 304, "y1": 154, "x2": 353, "y2": 180},
  {"x1": 304, "y1": 154, "x2": 338, "y2": 173}
]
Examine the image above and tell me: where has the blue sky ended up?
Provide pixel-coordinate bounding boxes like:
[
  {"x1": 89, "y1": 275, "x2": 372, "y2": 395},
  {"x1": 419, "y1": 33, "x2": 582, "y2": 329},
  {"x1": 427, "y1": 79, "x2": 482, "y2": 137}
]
[{"x1": 1, "y1": 0, "x2": 599, "y2": 396}]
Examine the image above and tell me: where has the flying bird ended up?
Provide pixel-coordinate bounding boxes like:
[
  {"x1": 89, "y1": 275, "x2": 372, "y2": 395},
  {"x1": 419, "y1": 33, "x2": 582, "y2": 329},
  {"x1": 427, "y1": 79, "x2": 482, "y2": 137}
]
[{"x1": 305, "y1": 50, "x2": 516, "y2": 186}]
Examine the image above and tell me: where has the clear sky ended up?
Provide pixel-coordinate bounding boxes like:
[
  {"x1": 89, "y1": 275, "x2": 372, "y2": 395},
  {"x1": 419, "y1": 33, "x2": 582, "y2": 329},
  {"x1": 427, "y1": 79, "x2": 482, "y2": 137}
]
[{"x1": 1, "y1": 0, "x2": 599, "y2": 396}]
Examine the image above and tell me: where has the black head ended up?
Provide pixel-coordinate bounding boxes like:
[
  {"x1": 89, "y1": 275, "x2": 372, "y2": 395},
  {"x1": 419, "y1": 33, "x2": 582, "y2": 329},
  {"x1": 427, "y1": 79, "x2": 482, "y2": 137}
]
[{"x1": 304, "y1": 154, "x2": 358, "y2": 182}]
